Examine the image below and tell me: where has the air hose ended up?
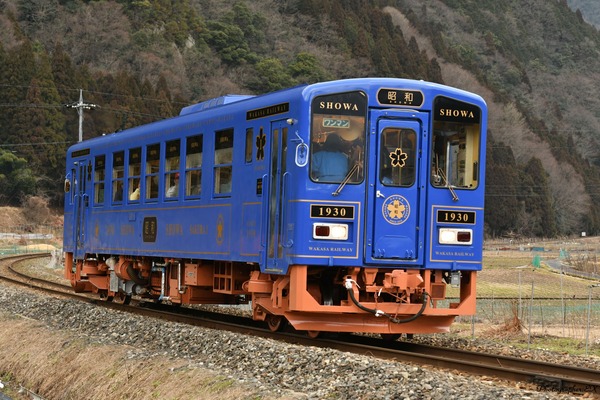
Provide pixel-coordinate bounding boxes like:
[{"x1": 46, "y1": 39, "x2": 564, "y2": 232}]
[{"x1": 344, "y1": 278, "x2": 429, "y2": 324}]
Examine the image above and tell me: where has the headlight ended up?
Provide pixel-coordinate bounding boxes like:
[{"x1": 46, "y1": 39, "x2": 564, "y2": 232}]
[
  {"x1": 313, "y1": 223, "x2": 348, "y2": 240},
  {"x1": 438, "y1": 228, "x2": 472, "y2": 245}
]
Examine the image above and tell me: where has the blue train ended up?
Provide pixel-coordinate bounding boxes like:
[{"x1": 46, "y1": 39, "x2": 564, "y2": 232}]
[{"x1": 64, "y1": 78, "x2": 487, "y2": 336}]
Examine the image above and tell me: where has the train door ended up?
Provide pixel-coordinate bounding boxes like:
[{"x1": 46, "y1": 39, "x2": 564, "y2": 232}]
[
  {"x1": 262, "y1": 120, "x2": 289, "y2": 273},
  {"x1": 72, "y1": 158, "x2": 92, "y2": 259},
  {"x1": 366, "y1": 112, "x2": 426, "y2": 262}
]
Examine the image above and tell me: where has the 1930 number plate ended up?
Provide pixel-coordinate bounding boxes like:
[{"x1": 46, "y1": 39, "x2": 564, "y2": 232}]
[
  {"x1": 311, "y1": 204, "x2": 354, "y2": 219},
  {"x1": 436, "y1": 210, "x2": 475, "y2": 224}
]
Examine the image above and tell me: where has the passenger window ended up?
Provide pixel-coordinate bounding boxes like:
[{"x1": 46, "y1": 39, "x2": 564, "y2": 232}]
[
  {"x1": 94, "y1": 155, "x2": 105, "y2": 205},
  {"x1": 165, "y1": 140, "x2": 180, "y2": 199},
  {"x1": 185, "y1": 135, "x2": 202, "y2": 197},
  {"x1": 380, "y1": 129, "x2": 416, "y2": 187},
  {"x1": 214, "y1": 129, "x2": 233, "y2": 195},
  {"x1": 245, "y1": 128, "x2": 253, "y2": 163},
  {"x1": 112, "y1": 151, "x2": 124, "y2": 203},
  {"x1": 128, "y1": 148, "x2": 141, "y2": 202},
  {"x1": 145, "y1": 144, "x2": 160, "y2": 201}
]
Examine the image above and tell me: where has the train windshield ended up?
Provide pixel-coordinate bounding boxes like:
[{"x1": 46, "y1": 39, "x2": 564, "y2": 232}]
[
  {"x1": 310, "y1": 91, "x2": 367, "y2": 184},
  {"x1": 431, "y1": 96, "x2": 482, "y2": 190}
]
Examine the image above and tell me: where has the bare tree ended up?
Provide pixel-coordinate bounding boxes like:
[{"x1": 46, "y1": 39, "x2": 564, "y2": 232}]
[{"x1": 21, "y1": 195, "x2": 50, "y2": 226}]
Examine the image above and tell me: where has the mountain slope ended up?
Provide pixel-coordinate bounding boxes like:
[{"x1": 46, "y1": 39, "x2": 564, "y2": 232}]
[{"x1": 1, "y1": 0, "x2": 600, "y2": 237}]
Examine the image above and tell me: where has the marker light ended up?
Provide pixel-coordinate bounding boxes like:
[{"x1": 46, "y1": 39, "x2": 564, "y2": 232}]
[
  {"x1": 313, "y1": 223, "x2": 349, "y2": 240},
  {"x1": 439, "y1": 228, "x2": 472, "y2": 245}
]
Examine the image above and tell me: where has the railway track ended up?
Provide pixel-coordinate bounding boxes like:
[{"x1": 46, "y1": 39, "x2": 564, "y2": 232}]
[{"x1": 2, "y1": 253, "x2": 599, "y2": 396}]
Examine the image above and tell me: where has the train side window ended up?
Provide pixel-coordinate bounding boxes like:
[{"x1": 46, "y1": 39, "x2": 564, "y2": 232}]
[
  {"x1": 94, "y1": 155, "x2": 105, "y2": 205},
  {"x1": 431, "y1": 97, "x2": 482, "y2": 189},
  {"x1": 380, "y1": 129, "x2": 416, "y2": 187},
  {"x1": 214, "y1": 128, "x2": 233, "y2": 195},
  {"x1": 185, "y1": 135, "x2": 202, "y2": 197},
  {"x1": 145, "y1": 143, "x2": 160, "y2": 201},
  {"x1": 245, "y1": 128, "x2": 253, "y2": 163},
  {"x1": 165, "y1": 139, "x2": 181, "y2": 200},
  {"x1": 112, "y1": 151, "x2": 124, "y2": 204},
  {"x1": 128, "y1": 148, "x2": 141, "y2": 202}
]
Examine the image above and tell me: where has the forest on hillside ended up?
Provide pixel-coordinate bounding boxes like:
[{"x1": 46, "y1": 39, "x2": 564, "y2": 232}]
[{"x1": 1, "y1": 0, "x2": 600, "y2": 239}]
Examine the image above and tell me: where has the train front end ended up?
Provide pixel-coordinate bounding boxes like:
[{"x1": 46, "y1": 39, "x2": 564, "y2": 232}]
[{"x1": 248, "y1": 80, "x2": 487, "y2": 336}]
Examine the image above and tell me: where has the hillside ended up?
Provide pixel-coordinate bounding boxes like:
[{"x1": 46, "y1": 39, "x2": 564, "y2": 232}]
[{"x1": 1, "y1": 0, "x2": 600, "y2": 238}]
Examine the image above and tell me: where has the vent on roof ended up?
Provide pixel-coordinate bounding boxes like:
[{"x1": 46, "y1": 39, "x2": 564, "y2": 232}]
[{"x1": 179, "y1": 95, "x2": 254, "y2": 116}]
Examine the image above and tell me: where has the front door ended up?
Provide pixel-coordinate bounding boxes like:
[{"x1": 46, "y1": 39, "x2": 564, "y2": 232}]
[
  {"x1": 262, "y1": 120, "x2": 289, "y2": 273},
  {"x1": 366, "y1": 112, "x2": 425, "y2": 262},
  {"x1": 73, "y1": 158, "x2": 92, "y2": 259}
]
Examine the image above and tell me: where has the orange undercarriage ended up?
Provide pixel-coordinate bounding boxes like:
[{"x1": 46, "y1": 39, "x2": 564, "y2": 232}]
[{"x1": 65, "y1": 252, "x2": 477, "y2": 335}]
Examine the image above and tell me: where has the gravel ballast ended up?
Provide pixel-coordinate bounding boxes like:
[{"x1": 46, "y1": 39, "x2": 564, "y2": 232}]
[{"x1": 0, "y1": 284, "x2": 590, "y2": 400}]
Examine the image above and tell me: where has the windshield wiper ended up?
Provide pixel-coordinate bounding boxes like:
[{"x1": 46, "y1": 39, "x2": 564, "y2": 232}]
[
  {"x1": 332, "y1": 164, "x2": 359, "y2": 196},
  {"x1": 437, "y1": 168, "x2": 459, "y2": 202}
]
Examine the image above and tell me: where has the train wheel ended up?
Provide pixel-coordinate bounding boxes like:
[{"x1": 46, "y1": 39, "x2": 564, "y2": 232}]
[
  {"x1": 265, "y1": 314, "x2": 287, "y2": 332},
  {"x1": 380, "y1": 334, "x2": 401, "y2": 341},
  {"x1": 115, "y1": 293, "x2": 132, "y2": 305},
  {"x1": 107, "y1": 292, "x2": 131, "y2": 305},
  {"x1": 306, "y1": 330, "x2": 321, "y2": 339}
]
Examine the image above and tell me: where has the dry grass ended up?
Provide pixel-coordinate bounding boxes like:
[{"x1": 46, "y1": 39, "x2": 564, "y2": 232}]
[{"x1": 0, "y1": 313, "x2": 291, "y2": 400}]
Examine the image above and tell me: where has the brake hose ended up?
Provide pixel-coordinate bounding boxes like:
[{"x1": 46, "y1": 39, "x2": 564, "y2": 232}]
[{"x1": 344, "y1": 278, "x2": 429, "y2": 324}]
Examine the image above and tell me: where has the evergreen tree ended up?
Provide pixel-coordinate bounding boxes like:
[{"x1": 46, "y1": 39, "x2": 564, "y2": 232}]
[
  {"x1": 520, "y1": 157, "x2": 557, "y2": 237},
  {"x1": 2, "y1": 40, "x2": 36, "y2": 148},
  {"x1": 0, "y1": 149, "x2": 36, "y2": 206},
  {"x1": 484, "y1": 138, "x2": 521, "y2": 237}
]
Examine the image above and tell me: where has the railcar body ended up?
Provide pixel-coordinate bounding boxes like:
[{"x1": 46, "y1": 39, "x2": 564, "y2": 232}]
[{"x1": 63, "y1": 78, "x2": 487, "y2": 336}]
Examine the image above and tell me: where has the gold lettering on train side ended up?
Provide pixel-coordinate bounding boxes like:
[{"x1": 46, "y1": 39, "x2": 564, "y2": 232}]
[
  {"x1": 166, "y1": 223, "x2": 183, "y2": 236},
  {"x1": 106, "y1": 224, "x2": 115, "y2": 236},
  {"x1": 246, "y1": 103, "x2": 289, "y2": 120},
  {"x1": 120, "y1": 224, "x2": 135, "y2": 236},
  {"x1": 318, "y1": 101, "x2": 359, "y2": 111},
  {"x1": 189, "y1": 224, "x2": 208, "y2": 235},
  {"x1": 438, "y1": 108, "x2": 475, "y2": 119}
]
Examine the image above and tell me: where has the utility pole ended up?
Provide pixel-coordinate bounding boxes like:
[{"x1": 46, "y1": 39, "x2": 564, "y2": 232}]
[{"x1": 65, "y1": 89, "x2": 98, "y2": 142}]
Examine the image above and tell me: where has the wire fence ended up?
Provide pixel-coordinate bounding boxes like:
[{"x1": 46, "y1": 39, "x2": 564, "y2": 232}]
[
  {"x1": 0, "y1": 225, "x2": 61, "y2": 255},
  {"x1": 461, "y1": 240, "x2": 600, "y2": 354}
]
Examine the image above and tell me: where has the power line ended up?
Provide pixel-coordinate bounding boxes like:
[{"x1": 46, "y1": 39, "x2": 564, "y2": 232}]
[{"x1": 0, "y1": 141, "x2": 73, "y2": 148}]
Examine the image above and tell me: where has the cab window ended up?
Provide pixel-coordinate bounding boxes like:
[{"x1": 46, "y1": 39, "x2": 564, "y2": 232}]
[
  {"x1": 432, "y1": 97, "x2": 482, "y2": 189},
  {"x1": 310, "y1": 91, "x2": 366, "y2": 184}
]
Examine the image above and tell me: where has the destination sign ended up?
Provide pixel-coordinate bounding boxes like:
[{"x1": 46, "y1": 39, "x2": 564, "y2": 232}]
[
  {"x1": 322, "y1": 118, "x2": 350, "y2": 128},
  {"x1": 377, "y1": 88, "x2": 424, "y2": 107},
  {"x1": 71, "y1": 148, "x2": 90, "y2": 158},
  {"x1": 436, "y1": 210, "x2": 476, "y2": 225},
  {"x1": 434, "y1": 96, "x2": 481, "y2": 124},
  {"x1": 246, "y1": 103, "x2": 289, "y2": 120}
]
